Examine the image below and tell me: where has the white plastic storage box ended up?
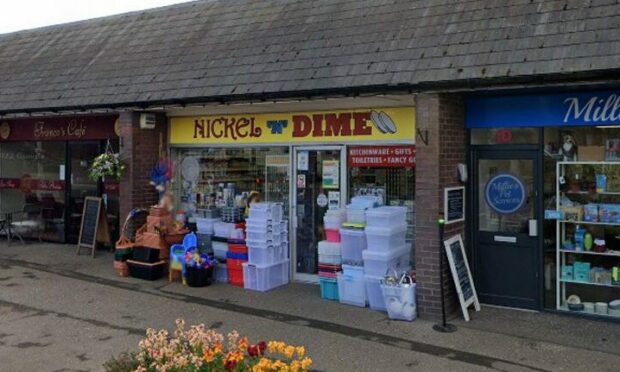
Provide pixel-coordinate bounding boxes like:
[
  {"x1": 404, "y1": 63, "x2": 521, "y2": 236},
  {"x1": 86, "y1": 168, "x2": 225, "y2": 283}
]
[
  {"x1": 365, "y1": 274, "x2": 387, "y2": 311},
  {"x1": 365, "y1": 206, "x2": 407, "y2": 227},
  {"x1": 195, "y1": 217, "x2": 221, "y2": 234},
  {"x1": 350, "y1": 196, "x2": 379, "y2": 209},
  {"x1": 249, "y1": 202, "x2": 283, "y2": 222},
  {"x1": 362, "y1": 245, "x2": 411, "y2": 277},
  {"x1": 346, "y1": 205, "x2": 367, "y2": 224},
  {"x1": 319, "y1": 253, "x2": 341, "y2": 265},
  {"x1": 342, "y1": 264, "x2": 364, "y2": 278},
  {"x1": 324, "y1": 214, "x2": 345, "y2": 230},
  {"x1": 337, "y1": 272, "x2": 367, "y2": 307},
  {"x1": 248, "y1": 244, "x2": 277, "y2": 266},
  {"x1": 242, "y1": 259, "x2": 289, "y2": 292},
  {"x1": 340, "y1": 227, "x2": 366, "y2": 265},
  {"x1": 280, "y1": 242, "x2": 289, "y2": 260},
  {"x1": 365, "y1": 224, "x2": 408, "y2": 252},
  {"x1": 245, "y1": 228, "x2": 273, "y2": 242},
  {"x1": 214, "y1": 263, "x2": 228, "y2": 283},
  {"x1": 318, "y1": 241, "x2": 341, "y2": 255},
  {"x1": 212, "y1": 241, "x2": 228, "y2": 260},
  {"x1": 214, "y1": 222, "x2": 236, "y2": 238}
]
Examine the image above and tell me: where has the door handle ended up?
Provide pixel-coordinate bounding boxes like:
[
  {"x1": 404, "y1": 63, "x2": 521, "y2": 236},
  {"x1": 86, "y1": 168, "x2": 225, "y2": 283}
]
[{"x1": 528, "y1": 219, "x2": 538, "y2": 237}]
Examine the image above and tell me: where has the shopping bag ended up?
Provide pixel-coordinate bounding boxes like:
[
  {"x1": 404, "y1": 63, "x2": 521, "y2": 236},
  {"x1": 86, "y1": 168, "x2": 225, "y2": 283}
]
[{"x1": 381, "y1": 271, "x2": 416, "y2": 321}]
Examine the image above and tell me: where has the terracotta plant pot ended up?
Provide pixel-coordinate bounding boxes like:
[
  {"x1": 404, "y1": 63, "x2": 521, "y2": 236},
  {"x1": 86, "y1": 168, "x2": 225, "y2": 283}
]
[{"x1": 113, "y1": 260, "x2": 129, "y2": 277}]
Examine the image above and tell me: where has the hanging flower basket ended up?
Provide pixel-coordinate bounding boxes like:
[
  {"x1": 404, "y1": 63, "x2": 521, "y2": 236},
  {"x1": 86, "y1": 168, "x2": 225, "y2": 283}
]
[{"x1": 89, "y1": 141, "x2": 125, "y2": 181}]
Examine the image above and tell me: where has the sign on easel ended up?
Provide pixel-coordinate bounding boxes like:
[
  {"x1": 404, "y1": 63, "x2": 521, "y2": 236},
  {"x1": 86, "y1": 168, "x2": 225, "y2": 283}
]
[
  {"x1": 76, "y1": 196, "x2": 110, "y2": 258},
  {"x1": 443, "y1": 234, "x2": 480, "y2": 321}
]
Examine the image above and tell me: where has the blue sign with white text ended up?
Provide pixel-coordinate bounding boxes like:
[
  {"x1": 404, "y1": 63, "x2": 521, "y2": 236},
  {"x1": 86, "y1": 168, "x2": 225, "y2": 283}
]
[
  {"x1": 485, "y1": 174, "x2": 526, "y2": 215},
  {"x1": 466, "y1": 90, "x2": 620, "y2": 128}
]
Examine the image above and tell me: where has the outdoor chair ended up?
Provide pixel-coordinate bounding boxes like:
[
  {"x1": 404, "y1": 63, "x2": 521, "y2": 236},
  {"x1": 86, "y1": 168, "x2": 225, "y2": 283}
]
[{"x1": 10, "y1": 203, "x2": 44, "y2": 244}]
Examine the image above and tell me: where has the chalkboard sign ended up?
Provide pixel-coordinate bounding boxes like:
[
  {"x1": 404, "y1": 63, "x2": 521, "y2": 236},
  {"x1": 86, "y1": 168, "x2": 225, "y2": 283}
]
[
  {"x1": 444, "y1": 187, "x2": 465, "y2": 224},
  {"x1": 444, "y1": 234, "x2": 480, "y2": 321},
  {"x1": 76, "y1": 197, "x2": 110, "y2": 258}
]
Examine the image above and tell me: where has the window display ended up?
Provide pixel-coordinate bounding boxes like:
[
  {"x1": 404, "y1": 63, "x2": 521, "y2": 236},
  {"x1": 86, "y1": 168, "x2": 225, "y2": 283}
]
[{"x1": 544, "y1": 127, "x2": 620, "y2": 317}]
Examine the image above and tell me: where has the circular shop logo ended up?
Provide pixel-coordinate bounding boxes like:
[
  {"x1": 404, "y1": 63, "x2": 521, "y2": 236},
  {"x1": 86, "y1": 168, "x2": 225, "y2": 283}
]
[
  {"x1": 0, "y1": 121, "x2": 11, "y2": 140},
  {"x1": 484, "y1": 173, "x2": 526, "y2": 215}
]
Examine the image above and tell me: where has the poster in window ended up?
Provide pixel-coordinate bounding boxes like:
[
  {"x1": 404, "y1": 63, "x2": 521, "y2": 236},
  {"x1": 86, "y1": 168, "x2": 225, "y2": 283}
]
[{"x1": 322, "y1": 160, "x2": 339, "y2": 189}]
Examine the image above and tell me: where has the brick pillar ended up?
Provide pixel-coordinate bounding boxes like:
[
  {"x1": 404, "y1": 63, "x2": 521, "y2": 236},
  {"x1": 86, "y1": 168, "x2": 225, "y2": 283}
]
[
  {"x1": 118, "y1": 112, "x2": 167, "y2": 221},
  {"x1": 415, "y1": 93, "x2": 466, "y2": 320}
]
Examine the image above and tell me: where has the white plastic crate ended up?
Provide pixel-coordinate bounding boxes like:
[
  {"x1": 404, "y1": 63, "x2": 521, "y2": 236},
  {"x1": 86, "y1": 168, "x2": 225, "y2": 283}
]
[
  {"x1": 365, "y1": 274, "x2": 387, "y2": 311},
  {"x1": 362, "y1": 244, "x2": 411, "y2": 277},
  {"x1": 249, "y1": 202, "x2": 283, "y2": 222},
  {"x1": 337, "y1": 272, "x2": 367, "y2": 307},
  {"x1": 195, "y1": 217, "x2": 221, "y2": 234},
  {"x1": 365, "y1": 224, "x2": 408, "y2": 252},
  {"x1": 212, "y1": 241, "x2": 228, "y2": 260},
  {"x1": 365, "y1": 206, "x2": 407, "y2": 227},
  {"x1": 318, "y1": 241, "x2": 341, "y2": 255},
  {"x1": 248, "y1": 244, "x2": 277, "y2": 265},
  {"x1": 340, "y1": 227, "x2": 366, "y2": 265},
  {"x1": 319, "y1": 253, "x2": 341, "y2": 265},
  {"x1": 346, "y1": 206, "x2": 366, "y2": 224},
  {"x1": 242, "y1": 259, "x2": 289, "y2": 292},
  {"x1": 246, "y1": 229, "x2": 274, "y2": 242}
]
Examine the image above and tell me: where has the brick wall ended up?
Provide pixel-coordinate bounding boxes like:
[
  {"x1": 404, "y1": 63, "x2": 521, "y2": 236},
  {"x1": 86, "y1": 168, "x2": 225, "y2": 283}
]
[
  {"x1": 415, "y1": 93, "x2": 466, "y2": 320},
  {"x1": 118, "y1": 112, "x2": 167, "y2": 221}
]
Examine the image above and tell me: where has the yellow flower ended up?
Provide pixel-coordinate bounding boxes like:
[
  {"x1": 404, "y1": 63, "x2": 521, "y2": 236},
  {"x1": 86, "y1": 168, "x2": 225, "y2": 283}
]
[
  {"x1": 284, "y1": 346, "x2": 295, "y2": 359},
  {"x1": 301, "y1": 357, "x2": 312, "y2": 370},
  {"x1": 295, "y1": 346, "x2": 305, "y2": 358},
  {"x1": 239, "y1": 337, "x2": 249, "y2": 350},
  {"x1": 213, "y1": 342, "x2": 223, "y2": 354},
  {"x1": 204, "y1": 348, "x2": 215, "y2": 363}
]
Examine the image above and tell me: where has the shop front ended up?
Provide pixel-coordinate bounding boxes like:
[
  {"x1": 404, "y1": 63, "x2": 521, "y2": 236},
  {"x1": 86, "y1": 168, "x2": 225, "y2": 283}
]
[
  {"x1": 467, "y1": 90, "x2": 620, "y2": 319},
  {"x1": 0, "y1": 115, "x2": 121, "y2": 243},
  {"x1": 169, "y1": 106, "x2": 416, "y2": 282}
]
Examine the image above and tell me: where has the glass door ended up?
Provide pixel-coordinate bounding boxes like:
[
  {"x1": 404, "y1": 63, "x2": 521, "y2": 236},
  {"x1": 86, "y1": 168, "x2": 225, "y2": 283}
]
[
  {"x1": 292, "y1": 147, "x2": 345, "y2": 282},
  {"x1": 472, "y1": 148, "x2": 542, "y2": 309},
  {"x1": 66, "y1": 141, "x2": 101, "y2": 243}
]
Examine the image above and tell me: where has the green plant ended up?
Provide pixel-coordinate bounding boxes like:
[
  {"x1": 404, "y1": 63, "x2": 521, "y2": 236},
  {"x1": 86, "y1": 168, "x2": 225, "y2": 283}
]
[
  {"x1": 103, "y1": 351, "x2": 139, "y2": 372},
  {"x1": 89, "y1": 152, "x2": 125, "y2": 181}
]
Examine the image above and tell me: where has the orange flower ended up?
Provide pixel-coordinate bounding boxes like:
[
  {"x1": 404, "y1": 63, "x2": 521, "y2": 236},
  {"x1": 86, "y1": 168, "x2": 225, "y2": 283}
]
[
  {"x1": 213, "y1": 342, "x2": 223, "y2": 354},
  {"x1": 204, "y1": 348, "x2": 215, "y2": 363},
  {"x1": 238, "y1": 337, "x2": 249, "y2": 350}
]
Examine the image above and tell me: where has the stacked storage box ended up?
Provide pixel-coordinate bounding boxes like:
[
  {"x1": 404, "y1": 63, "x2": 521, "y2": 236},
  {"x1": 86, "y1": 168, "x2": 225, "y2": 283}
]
[
  {"x1": 363, "y1": 206, "x2": 411, "y2": 311},
  {"x1": 243, "y1": 203, "x2": 289, "y2": 291},
  {"x1": 226, "y1": 239, "x2": 247, "y2": 287},
  {"x1": 318, "y1": 240, "x2": 342, "y2": 300}
]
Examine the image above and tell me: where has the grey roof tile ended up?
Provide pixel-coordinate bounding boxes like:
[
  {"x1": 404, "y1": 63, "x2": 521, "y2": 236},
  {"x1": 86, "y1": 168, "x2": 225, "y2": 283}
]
[{"x1": 1, "y1": 0, "x2": 620, "y2": 112}]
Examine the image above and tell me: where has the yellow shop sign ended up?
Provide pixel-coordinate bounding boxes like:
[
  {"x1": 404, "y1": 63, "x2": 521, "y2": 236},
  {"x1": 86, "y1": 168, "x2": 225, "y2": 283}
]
[{"x1": 169, "y1": 107, "x2": 415, "y2": 145}]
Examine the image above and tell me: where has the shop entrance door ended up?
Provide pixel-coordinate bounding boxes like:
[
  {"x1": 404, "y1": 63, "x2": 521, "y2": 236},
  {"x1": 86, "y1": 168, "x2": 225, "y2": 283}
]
[
  {"x1": 472, "y1": 148, "x2": 541, "y2": 309},
  {"x1": 66, "y1": 141, "x2": 102, "y2": 243},
  {"x1": 292, "y1": 147, "x2": 345, "y2": 282}
]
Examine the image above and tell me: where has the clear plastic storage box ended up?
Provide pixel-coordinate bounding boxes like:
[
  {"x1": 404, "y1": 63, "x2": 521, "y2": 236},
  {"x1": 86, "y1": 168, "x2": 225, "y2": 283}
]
[
  {"x1": 318, "y1": 241, "x2": 341, "y2": 255},
  {"x1": 365, "y1": 206, "x2": 407, "y2": 227},
  {"x1": 247, "y1": 244, "x2": 277, "y2": 265},
  {"x1": 195, "y1": 217, "x2": 221, "y2": 234},
  {"x1": 212, "y1": 241, "x2": 228, "y2": 260},
  {"x1": 318, "y1": 253, "x2": 341, "y2": 265},
  {"x1": 248, "y1": 203, "x2": 283, "y2": 222},
  {"x1": 362, "y1": 244, "x2": 411, "y2": 276},
  {"x1": 242, "y1": 259, "x2": 289, "y2": 292},
  {"x1": 340, "y1": 227, "x2": 366, "y2": 265},
  {"x1": 346, "y1": 206, "x2": 367, "y2": 224},
  {"x1": 337, "y1": 272, "x2": 367, "y2": 307},
  {"x1": 364, "y1": 274, "x2": 387, "y2": 311},
  {"x1": 365, "y1": 224, "x2": 408, "y2": 252}
]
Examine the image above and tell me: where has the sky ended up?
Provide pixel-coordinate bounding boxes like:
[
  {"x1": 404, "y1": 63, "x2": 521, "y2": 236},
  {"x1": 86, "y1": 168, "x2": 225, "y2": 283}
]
[{"x1": 0, "y1": 0, "x2": 194, "y2": 34}]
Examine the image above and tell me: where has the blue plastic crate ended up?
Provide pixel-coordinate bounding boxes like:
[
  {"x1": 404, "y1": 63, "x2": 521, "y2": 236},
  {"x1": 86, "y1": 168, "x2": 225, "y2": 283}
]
[{"x1": 320, "y1": 277, "x2": 339, "y2": 301}]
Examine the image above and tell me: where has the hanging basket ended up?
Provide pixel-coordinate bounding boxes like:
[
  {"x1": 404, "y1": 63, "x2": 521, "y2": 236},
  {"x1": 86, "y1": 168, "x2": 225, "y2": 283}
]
[{"x1": 89, "y1": 139, "x2": 125, "y2": 181}]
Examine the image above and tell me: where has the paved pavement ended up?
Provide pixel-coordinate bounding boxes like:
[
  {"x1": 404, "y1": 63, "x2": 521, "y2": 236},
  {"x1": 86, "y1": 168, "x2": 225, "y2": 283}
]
[{"x1": 0, "y1": 242, "x2": 619, "y2": 372}]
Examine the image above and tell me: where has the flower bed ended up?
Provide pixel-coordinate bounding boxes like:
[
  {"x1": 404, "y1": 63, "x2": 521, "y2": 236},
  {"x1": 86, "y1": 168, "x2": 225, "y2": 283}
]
[{"x1": 106, "y1": 319, "x2": 312, "y2": 372}]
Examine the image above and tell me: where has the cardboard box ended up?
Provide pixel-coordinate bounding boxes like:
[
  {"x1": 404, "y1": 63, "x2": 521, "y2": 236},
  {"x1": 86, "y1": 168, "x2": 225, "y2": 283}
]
[{"x1": 578, "y1": 146, "x2": 605, "y2": 161}]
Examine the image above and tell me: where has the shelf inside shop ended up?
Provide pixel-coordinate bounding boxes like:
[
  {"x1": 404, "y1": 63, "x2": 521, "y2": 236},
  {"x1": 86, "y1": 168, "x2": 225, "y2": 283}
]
[
  {"x1": 558, "y1": 220, "x2": 620, "y2": 226},
  {"x1": 558, "y1": 305, "x2": 620, "y2": 319},
  {"x1": 559, "y1": 279, "x2": 620, "y2": 288},
  {"x1": 559, "y1": 249, "x2": 620, "y2": 257}
]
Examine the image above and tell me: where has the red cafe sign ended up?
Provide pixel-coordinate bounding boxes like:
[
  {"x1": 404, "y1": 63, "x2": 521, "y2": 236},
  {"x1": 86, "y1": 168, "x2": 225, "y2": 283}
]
[
  {"x1": 0, "y1": 115, "x2": 119, "y2": 142},
  {"x1": 348, "y1": 146, "x2": 416, "y2": 168},
  {"x1": 0, "y1": 177, "x2": 65, "y2": 192}
]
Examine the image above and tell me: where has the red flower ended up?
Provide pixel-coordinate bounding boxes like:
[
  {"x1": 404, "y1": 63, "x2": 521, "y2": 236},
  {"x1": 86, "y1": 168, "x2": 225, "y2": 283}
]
[
  {"x1": 224, "y1": 359, "x2": 237, "y2": 371},
  {"x1": 247, "y1": 345, "x2": 259, "y2": 357},
  {"x1": 257, "y1": 341, "x2": 267, "y2": 354}
]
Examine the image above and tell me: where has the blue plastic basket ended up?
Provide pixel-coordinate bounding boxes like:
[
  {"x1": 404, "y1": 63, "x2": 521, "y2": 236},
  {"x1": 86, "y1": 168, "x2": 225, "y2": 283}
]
[{"x1": 320, "y1": 277, "x2": 339, "y2": 301}]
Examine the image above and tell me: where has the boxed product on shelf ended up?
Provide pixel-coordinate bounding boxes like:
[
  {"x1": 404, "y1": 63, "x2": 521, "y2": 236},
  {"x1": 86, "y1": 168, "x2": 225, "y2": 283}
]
[
  {"x1": 583, "y1": 204, "x2": 599, "y2": 222},
  {"x1": 365, "y1": 224, "x2": 408, "y2": 252},
  {"x1": 599, "y1": 204, "x2": 620, "y2": 223},
  {"x1": 574, "y1": 261, "x2": 591, "y2": 282},
  {"x1": 362, "y1": 244, "x2": 411, "y2": 277},
  {"x1": 560, "y1": 206, "x2": 583, "y2": 221},
  {"x1": 242, "y1": 259, "x2": 289, "y2": 292},
  {"x1": 340, "y1": 227, "x2": 366, "y2": 266},
  {"x1": 319, "y1": 277, "x2": 339, "y2": 301},
  {"x1": 365, "y1": 206, "x2": 408, "y2": 227},
  {"x1": 561, "y1": 265, "x2": 574, "y2": 280},
  {"x1": 337, "y1": 272, "x2": 367, "y2": 307}
]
